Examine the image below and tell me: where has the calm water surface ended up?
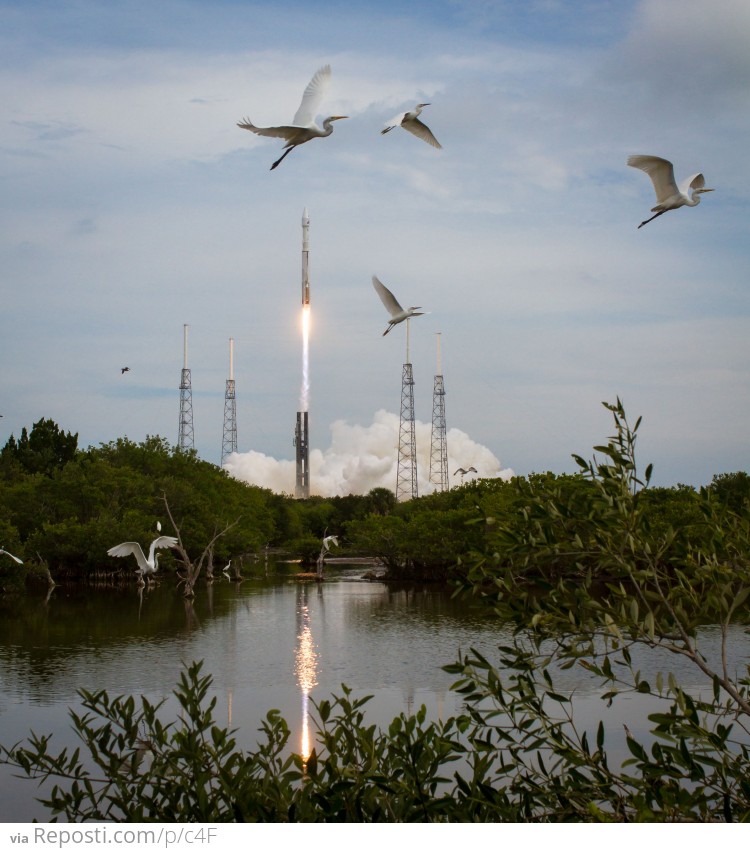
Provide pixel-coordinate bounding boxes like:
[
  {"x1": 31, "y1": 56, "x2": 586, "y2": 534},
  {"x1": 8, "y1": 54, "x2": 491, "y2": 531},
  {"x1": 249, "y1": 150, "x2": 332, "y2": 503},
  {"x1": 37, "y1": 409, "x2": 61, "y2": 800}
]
[{"x1": 1, "y1": 570, "x2": 748, "y2": 821}]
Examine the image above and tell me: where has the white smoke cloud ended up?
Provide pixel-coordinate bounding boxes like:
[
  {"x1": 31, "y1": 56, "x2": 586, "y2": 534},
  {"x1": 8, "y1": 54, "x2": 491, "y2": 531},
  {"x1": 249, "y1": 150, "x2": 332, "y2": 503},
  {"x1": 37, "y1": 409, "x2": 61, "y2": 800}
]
[{"x1": 223, "y1": 409, "x2": 513, "y2": 497}]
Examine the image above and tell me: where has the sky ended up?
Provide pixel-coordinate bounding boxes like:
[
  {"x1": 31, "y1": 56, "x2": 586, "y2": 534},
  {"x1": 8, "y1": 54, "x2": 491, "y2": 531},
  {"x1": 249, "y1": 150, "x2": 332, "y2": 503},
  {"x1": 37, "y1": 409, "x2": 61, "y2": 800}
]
[{"x1": 1, "y1": 0, "x2": 749, "y2": 496}]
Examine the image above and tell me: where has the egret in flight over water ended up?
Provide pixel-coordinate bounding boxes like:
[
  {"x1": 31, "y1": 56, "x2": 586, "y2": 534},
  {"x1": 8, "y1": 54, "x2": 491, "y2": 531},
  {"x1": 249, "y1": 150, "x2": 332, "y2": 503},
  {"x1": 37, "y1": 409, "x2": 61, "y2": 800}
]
[
  {"x1": 237, "y1": 65, "x2": 348, "y2": 170},
  {"x1": 381, "y1": 103, "x2": 442, "y2": 149},
  {"x1": 372, "y1": 276, "x2": 425, "y2": 336},
  {"x1": 627, "y1": 155, "x2": 714, "y2": 229},
  {"x1": 322, "y1": 534, "x2": 339, "y2": 553},
  {"x1": 107, "y1": 535, "x2": 178, "y2": 581}
]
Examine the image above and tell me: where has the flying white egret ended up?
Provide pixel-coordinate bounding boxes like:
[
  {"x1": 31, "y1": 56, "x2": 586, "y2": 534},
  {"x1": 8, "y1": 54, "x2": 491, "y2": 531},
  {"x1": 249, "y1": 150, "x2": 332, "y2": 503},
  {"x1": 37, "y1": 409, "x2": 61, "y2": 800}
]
[
  {"x1": 627, "y1": 155, "x2": 714, "y2": 229},
  {"x1": 372, "y1": 276, "x2": 425, "y2": 336},
  {"x1": 322, "y1": 534, "x2": 339, "y2": 553},
  {"x1": 381, "y1": 103, "x2": 442, "y2": 149},
  {"x1": 107, "y1": 535, "x2": 178, "y2": 579},
  {"x1": 237, "y1": 65, "x2": 348, "y2": 170},
  {"x1": 454, "y1": 467, "x2": 478, "y2": 478},
  {"x1": 0, "y1": 548, "x2": 23, "y2": 564}
]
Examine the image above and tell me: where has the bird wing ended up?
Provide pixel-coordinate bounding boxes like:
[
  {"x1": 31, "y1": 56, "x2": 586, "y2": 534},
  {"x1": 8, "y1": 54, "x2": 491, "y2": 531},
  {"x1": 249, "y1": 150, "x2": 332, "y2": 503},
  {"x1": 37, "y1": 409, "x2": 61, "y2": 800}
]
[
  {"x1": 372, "y1": 275, "x2": 404, "y2": 317},
  {"x1": 627, "y1": 155, "x2": 678, "y2": 203},
  {"x1": 148, "y1": 536, "x2": 179, "y2": 558},
  {"x1": 381, "y1": 111, "x2": 407, "y2": 134},
  {"x1": 107, "y1": 541, "x2": 148, "y2": 570},
  {"x1": 237, "y1": 120, "x2": 303, "y2": 141},
  {"x1": 403, "y1": 117, "x2": 442, "y2": 149},
  {"x1": 0, "y1": 550, "x2": 23, "y2": 564},
  {"x1": 292, "y1": 64, "x2": 331, "y2": 127}
]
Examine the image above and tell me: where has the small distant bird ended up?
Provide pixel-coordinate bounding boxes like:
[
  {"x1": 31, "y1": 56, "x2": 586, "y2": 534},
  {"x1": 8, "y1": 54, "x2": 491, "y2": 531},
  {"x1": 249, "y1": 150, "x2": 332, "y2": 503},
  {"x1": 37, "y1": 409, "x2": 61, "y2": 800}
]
[
  {"x1": 454, "y1": 467, "x2": 478, "y2": 478},
  {"x1": 372, "y1": 276, "x2": 425, "y2": 336},
  {"x1": 381, "y1": 103, "x2": 442, "y2": 149},
  {"x1": 237, "y1": 65, "x2": 348, "y2": 170},
  {"x1": 627, "y1": 155, "x2": 714, "y2": 229},
  {"x1": 107, "y1": 535, "x2": 178, "y2": 581},
  {"x1": 0, "y1": 548, "x2": 23, "y2": 564},
  {"x1": 121, "y1": 367, "x2": 130, "y2": 374}
]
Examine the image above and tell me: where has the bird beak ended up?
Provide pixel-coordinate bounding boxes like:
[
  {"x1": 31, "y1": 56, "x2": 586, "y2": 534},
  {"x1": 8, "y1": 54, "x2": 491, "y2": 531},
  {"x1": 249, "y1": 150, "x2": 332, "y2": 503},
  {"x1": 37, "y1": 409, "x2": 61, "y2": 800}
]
[
  {"x1": 330, "y1": 116, "x2": 349, "y2": 121},
  {"x1": 700, "y1": 188, "x2": 715, "y2": 193}
]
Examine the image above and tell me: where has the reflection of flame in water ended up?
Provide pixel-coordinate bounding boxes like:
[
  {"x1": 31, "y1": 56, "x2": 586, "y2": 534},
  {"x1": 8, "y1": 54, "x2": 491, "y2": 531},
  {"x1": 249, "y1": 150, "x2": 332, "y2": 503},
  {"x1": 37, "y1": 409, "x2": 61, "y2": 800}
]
[
  {"x1": 294, "y1": 603, "x2": 318, "y2": 760},
  {"x1": 300, "y1": 305, "x2": 310, "y2": 412}
]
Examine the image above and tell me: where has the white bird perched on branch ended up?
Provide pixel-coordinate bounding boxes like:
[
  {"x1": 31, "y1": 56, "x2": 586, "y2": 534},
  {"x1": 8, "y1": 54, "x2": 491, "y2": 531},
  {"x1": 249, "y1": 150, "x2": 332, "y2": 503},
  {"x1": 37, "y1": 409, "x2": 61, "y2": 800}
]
[
  {"x1": 372, "y1": 276, "x2": 425, "y2": 336},
  {"x1": 0, "y1": 547, "x2": 23, "y2": 564},
  {"x1": 381, "y1": 103, "x2": 442, "y2": 149},
  {"x1": 237, "y1": 65, "x2": 348, "y2": 170},
  {"x1": 107, "y1": 535, "x2": 178, "y2": 580},
  {"x1": 627, "y1": 155, "x2": 714, "y2": 229}
]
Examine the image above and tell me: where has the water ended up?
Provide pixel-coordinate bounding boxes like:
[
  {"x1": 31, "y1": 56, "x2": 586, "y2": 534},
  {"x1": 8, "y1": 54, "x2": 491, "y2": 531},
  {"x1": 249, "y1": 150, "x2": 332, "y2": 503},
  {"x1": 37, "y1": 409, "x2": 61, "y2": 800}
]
[{"x1": 1, "y1": 571, "x2": 748, "y2": 821}]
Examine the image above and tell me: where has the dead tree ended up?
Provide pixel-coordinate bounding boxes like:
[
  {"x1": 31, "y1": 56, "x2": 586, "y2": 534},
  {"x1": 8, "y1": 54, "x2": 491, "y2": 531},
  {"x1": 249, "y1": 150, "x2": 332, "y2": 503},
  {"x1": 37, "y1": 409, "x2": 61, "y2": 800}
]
[{"x1": 161, "y1": 494, "x2": 240, "y2": 598}]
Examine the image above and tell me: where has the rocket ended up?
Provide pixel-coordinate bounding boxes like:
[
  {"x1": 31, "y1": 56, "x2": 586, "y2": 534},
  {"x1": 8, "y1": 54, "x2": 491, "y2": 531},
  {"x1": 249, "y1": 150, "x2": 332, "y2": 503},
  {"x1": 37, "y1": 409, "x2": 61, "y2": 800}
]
[{"x1": 301, "y1": 207, "x2": 310, "y2": 306}]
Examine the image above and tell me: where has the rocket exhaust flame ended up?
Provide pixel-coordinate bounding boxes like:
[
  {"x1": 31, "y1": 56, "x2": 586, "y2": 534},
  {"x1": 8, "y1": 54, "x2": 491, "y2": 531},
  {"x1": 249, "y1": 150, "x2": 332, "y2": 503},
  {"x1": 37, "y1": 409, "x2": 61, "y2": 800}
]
[
  {"x1": 295, "y1": 209, "x2": 311, "y2": 498},
  {"x1": 301, "y1": 304, "x2": 310, "y2": 412}
]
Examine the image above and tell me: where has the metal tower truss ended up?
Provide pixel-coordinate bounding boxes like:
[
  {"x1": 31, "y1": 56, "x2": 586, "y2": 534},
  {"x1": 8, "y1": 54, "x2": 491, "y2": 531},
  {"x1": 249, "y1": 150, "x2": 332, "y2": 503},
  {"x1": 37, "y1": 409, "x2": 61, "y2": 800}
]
[
  {"x1": 295, "y1": 411, "x2": 310, "y2": 498},
  {"x1": 221, "y1": 378, "x2": 237, "y2": 465},
  {"x1": 178, "y1": 367, "x2": 194, "y2": 451},
  {"x1": 429, "y1": 374, "x2": 449, "y2": 492},
  {"x1": 396, "y1": 362, "x2": 418, "y2": 501}
]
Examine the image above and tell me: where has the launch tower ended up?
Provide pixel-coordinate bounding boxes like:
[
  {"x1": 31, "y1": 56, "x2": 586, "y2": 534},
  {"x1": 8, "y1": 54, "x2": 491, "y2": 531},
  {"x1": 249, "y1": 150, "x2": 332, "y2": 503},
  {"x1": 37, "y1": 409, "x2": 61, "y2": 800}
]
[
  {"x1": 295, "y1": 411, "x2": 310, "y2": 498},
  {"x1": 221, "y1": 337, "x2": 238, "y2": 465},
  {"x1": 177, "y1": 324, "x2": 195, "y2": 451},
  {"x1": 396, "y1": 319, "x2": 418, "y2": 501},
  {"x1": 429, "y1": 333, "x2": 449, "y2": 492}
]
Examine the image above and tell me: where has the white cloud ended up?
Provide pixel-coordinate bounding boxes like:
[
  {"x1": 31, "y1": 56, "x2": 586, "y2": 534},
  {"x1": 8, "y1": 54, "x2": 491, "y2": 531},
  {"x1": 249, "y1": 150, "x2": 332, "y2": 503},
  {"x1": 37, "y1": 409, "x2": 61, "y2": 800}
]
[{"x1": 223, "y1": 409, "x2": 511, "y2": 496}]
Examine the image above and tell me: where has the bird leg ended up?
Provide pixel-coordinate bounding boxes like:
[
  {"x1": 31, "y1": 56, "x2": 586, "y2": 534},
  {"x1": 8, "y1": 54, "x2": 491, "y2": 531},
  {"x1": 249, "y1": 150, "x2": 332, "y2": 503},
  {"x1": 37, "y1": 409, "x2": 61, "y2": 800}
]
[
  {"x1": 271, "y1": 146, "x2": 296, "y2": 170},
  {"x1": 637, "y1": 209, "x2": 666, "y2": 229}
]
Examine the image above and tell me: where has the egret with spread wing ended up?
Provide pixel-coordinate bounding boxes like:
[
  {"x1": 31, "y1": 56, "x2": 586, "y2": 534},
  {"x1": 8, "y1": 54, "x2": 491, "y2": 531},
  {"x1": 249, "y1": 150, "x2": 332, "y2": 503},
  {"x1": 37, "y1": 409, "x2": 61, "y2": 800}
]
[
  {"x1": 0, "y1": 548, "x2": 23, "y2": 564},
  {"x1": 627, "y1": 155, "x2": 714, "y2": 229},
  {"x1": 107, "y1": 535, "x2": 178, "y2": 580},
  {"x1": 381, "y1": 103, "x2": 441, "y2": 149},
  {"x1": 237, "y1": 65, "x2": 348, "y2": 170},
  {"x1": 372, "y1": 276, "x2": 425, "y2": 336},
  {"x1": 322, "y1": 534, "x2": 339, "y2": 553}
]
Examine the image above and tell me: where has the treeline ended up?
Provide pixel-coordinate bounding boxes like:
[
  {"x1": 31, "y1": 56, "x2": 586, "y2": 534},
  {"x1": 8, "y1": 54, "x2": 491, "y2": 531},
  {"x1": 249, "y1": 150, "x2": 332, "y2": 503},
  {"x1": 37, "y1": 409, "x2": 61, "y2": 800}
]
[
  {"x1": 1, "y1": 417, "x2": 749, "y2": 590},
  {"x1": 5, "y1": 402, "x2": 750, "y2": 821}
]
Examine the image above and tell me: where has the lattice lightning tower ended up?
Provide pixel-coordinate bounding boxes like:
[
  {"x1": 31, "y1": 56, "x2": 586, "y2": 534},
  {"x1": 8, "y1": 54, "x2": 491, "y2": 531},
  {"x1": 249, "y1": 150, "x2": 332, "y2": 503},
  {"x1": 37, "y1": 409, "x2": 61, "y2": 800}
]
[
  {"x1": 178, "y1": 324, "x2": 195, "y2": 451},
  {"x1": 221, "y1": 337, "x2": 238, "y2": 465},
  {"x1": 396, "y1": 319, "x2": 418, "y2": 502},
  {"x1": 429, "y1": 333, "x2": 449, "y2": 492}
]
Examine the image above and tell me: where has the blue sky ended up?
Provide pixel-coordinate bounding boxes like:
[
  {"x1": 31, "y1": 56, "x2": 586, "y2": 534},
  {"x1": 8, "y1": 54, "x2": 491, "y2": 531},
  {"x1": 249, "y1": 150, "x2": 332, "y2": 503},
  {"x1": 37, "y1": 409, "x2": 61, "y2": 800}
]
[{"x1": 1, "y1": 0, "x2": 749, "y2": 494}]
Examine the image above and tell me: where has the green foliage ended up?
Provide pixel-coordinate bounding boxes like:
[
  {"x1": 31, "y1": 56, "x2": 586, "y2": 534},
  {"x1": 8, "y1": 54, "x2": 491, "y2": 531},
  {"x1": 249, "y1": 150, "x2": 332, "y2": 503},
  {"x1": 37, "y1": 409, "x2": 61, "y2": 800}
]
[
  {"x1": 3, "y1": 400, "x2": 750, "y2": 821},
  {"x1": 0, "y1": 427, "x2": 281, "y2": 578},
  {"x1": 1, "y1": 418, "x2": 78, "y2": 476}
]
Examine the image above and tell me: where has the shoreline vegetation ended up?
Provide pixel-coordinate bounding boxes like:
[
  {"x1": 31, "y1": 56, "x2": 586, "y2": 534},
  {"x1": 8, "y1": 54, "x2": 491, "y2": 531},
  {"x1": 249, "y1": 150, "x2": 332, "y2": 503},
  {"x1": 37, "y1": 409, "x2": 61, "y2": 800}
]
[{"x1": 2, "y1": 400, "x2": 750, "y2": 821}]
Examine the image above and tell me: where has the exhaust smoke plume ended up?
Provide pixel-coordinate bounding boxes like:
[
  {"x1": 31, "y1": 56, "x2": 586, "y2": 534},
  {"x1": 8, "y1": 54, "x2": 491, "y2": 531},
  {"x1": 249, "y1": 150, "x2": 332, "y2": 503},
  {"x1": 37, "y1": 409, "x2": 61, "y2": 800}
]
[{"x1": 224, "y1": 409, "x2": 512, "y2": 497}]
